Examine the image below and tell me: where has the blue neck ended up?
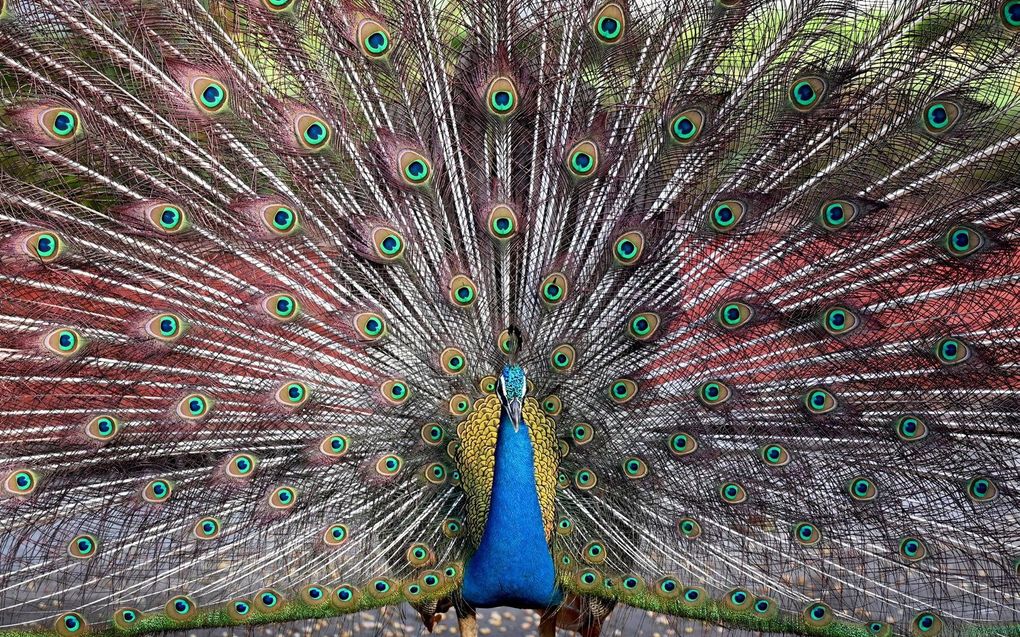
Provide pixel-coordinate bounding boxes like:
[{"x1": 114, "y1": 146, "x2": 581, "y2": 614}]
[{"x1": 461, "y1": 412, "x2": 560, "y2": 609}]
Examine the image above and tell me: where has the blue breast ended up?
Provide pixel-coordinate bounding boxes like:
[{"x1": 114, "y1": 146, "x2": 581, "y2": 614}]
[{"x1": 461, "y1": 413, "x2": 561, "y2": 609}]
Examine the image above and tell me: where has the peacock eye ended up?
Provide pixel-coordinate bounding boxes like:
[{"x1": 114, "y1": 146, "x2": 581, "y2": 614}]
[
  {"x1": 580, "y1": 540, "x2": 608, "y2": 564},
  {"x1": 869, "y1": 622, "x2": 892, "y2": 637},
  {"x1": 657, "y1": 577, "x2": 680, "y2": 598},
  {"x1": 3, "y1": 469, "x2": 38, "y2": 497},
  {"x1": 592, "y1": 2, "x2": 625, "y2": 42},
  {"x1": 370, "y1": 579, "x2": 393, "y2": 596},
  {"x1": 68, "y1": 534, "x2": 98, "y2": 559},
  {"x1": 627, "y1": 311, "x2": 660, "y2": 340},
  {"x1": 790, "y1": 77, "x2": 826, "y2": 112},
  {"x1": 709, "y1": 200, "x2": 745, "y2": 232},
  {"x1": 612, "y1": 231, "x2": 645, "y2": 266},
  {"x1": 324, "y1": 523, "x2": 349, "y2": 545},
  {"x1": 147, "y1": 203, "x2": 188, "y2": 234},
  {"x1": 177, "y1": 392, "x2": 212, "y2": 420},
  {"x1": 443, "y1": 518, "x2": 463, "y2": 538},
  {"x1": 542, "y1": 394, "x2": 562, "y2": 415},
  {"x1": 935, "y1": 337, "x2": 970, "y2": 365},
  {"x1": 803, "y1": 602, "x2": 832, "y2": 628},
  {"x1": 792, "y1": 521, "x2": 821, "y2": 546},
  {"x1": 540, "y1": 272, "x2": 569, "y2": 305},
  {"x1": 398, "y1": 149, "x2": 432, "y2": 185},
  {"x1": 320, "y1": 433, "x2": 350, "y2": 457},
  {"x1": 549, "y1": 344, "x2": 576, "y2": 373},
  {"x1": 479, "y1": 375, "x2": 498, "y2": 394},
  {"x1": 254, "y1": 589, "x2": 281, "y2": 611},
  {"x1": 759, "y1": 443, "x2": 789, "y2": 466},
  {"x1": 275, "y1": 380, "x2": 309, "y2": 407},
  {"x1": 376, "y1": 454, "x2": 404, "y2": 476},
  {"x1": 717, "y1": 301, "x2": 752, "y2": 328},
  {"x1": 228, "y1": 599, "x2": 251, "y2": 620},
  {"x1": 85, "y1": 415, "x2": 119, "y2": 441},
  {"x1": 898, "y1": 536, "x2": 927, "y2": 561},
  {"x1": 556, "y1": 517, "x2": 573, "y2": 536},
  {"x1": 268, "y1": 486, "x2": 297, "y2": 510},
  {"x1": 423, "y1": 462, "x2": 448, "y2": 484},
  {"x1": 698, "y1": 380, "x2": 731, "y2": 406},
  {"x1": 487, "y1": 204, "x2": 519, "y2": 240},
  {"x1": 262, "y1": 293, "x2": 300, "y2": 321},
  {"x1": 621, "y1": 457, "x2": 648, "y2": 479},
  {"x1": 419, "y1": 423, "x2": 444, "y2": 447},
  {"x1": 574, "y1": 468, "x2": 598, "y2": 490},
  {"x1": 193, "y1": 516, "x2": 222, "y2": 540},
  {"x1": 260, "y1": 204, "x2": 299, "y2": 236},
  {"x1": 44, "y1": 327, "x2": 84, "y2": 358},
  {"x1": 1003, "y1": 0, "x2": 1020, "y2": 29},
  {"x1": 39, "y1": 107, "x2": 81, "y2": 141},
  {"x1": 895, "y1": 415, "x2": 928, "y2": 442},
  {"x1": 114, "y1": 609, "x2": 141, "y2": 629},
  {"x1": 295, "y1": 114, "x2": 331, "y2": 150},
  {"x1": 944, "y1": 225, "x2": 983, "y2": 257},
  {"x1": 333, "y1": 585, "x2": 360, "y2": 607},
  {"x1": 966, "y1": 476, "x2": 998, "y2": 502},
  {"x1": 190, "y1": 76, "x2": 229, "y2": 113},
  {"x1": 847, "y1": 476, "x2": 877, "y2": 501},
  {"x1": 486, "y1": 77, "x2": 519, "y2": 116},
  {"x1": 357, "y1": 19, "x2": 392, "y2": 57},
  {"x1": 225, "y1": 452, "x2": 257, "y2": 478},
  {"x1": 55, "y1": 612, "x2": 87, "y2": 637},
  {"x1": 142, "y1": 478, "x2": 173, "y2": 503},
  {"x1": 683, "y1": 587, "x2": 706, "y2": 606},
  {"x1": 804, "y1": 387, "x2": 836, "y2": 414},
  {"x1": 262, "y1": 0, "x2": 295, "y2": 11},
  {"x1": 608, "y1": 378, "x2": 637, "y2": 404},
  {"x1": 822, "y1": 306, "x2": 858, "y2": 335},
  {"x1": 438, "y1": 346, "x2": 467, "y2": 375},
  {"x1": 668, "y1": 432, "x2": 697, "y2": 456},
  {"x1": 677, "y1": 517, "x2": 701, "y2": 539},
  {"x1": 145, "y1": 312, "x2": 185, "y2": 342},
  {"x1": 566, "y1": 140, "x2": 599, "y2": 178},
  {"x1": 406, "y1": 543, "x2": 435, "y2": 566},
  {"x1": 25, "y1": 230, "x2": 63, "y2": 263},
  {"x1": 572, "y1": 423, "x2": 594, "y2": 445},
  {"x1": 301, "y1": 585, "x2": 327, "y2": 605},
  {"x1": 719, "y1": 481, "x2": 747, "y2": 504},
  {"x1": 449, "y1": 393, "x2": 470, "y2": 415},
  {"x1": 380, "y1": 379, "x2": 410, "y2": 405},
  {"x1": 448, "y1": 274, "x2": 478, "y2": 307},
  {"x1": 669, "y1": 109, "x2": 705, "y2": 143},
  {"x1": 911, "y1": 612, "x2": 943, "y2": 636},
  {"x1": 353, "y1": 312, "x2": 387, "y2": 342},
  {"x1": 922, "y1": 100, "x2": 960, "y2": 135},
  {"x1": 725, "y1": 588, "x2": 752, "y2": 611},
  {"x1": 819, "y1": 200, "x2": 858, "y2": 230}
]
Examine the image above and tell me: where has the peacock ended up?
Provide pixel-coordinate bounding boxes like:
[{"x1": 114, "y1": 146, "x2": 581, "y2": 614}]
[{"x1": 1, "y1": 0, "x2": 1020, "y2": 635}]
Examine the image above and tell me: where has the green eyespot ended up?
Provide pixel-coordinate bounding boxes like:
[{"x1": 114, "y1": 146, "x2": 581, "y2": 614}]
[
  {"x1": 542, "y1": 394, "x2": 562, "y2": 416},
  {"x1": 613, "y1": 231, "x2": 645, "y2": 266},
  {"x1": 177, "y1": 392, "x2": 212, "y2": 420},
  {"x1": 1003, "y1": 0, "x2": 1020, "y2": 30},
  {"x1": 790, "y1": 77, "x2": 826, "y2": 112},
  {"x1": 407, "y1": 543, "x2": 435, "y2": 567},
  {"x1": 670, "y1": 109, "x2": 705, "y2": 144},
  {"x1": 193, "y1": 516, "x2": 222, "y2": 540},
  {"x1": 935, "y1": 337, "x2": 970, "y2": 366},
  {"x1": 724, "y1": 588, "x2": 752, "y2": 611},
  {"x1": 320, "y1": 433, "x2": 350, "y2": 457},
  {"x1": 85, "y1": 415, "x2": 120, "y2": 442},
  {"x1": 819, "y1": 200, "x2": 858, "y2": 230},
  {"x1": 262, "y1": 0, "x2": 295, "y2": 11},
  {"x1": 263, "y1": 293, "x2": 299, "y2": 322},
  {"x1": 295, "y1": 113, "x2": 330, "y2": 150},
  {"x1": 380, "y1": 379, "x2": 410, "y2": 405},
  {"x1": 376, "y1": 454, "x2": 404, "y2": 476},
  {"x1": 190, "y1": 76, "x2": 229, "y2": 113},
  {"x1": 450, "y1": 393, "x2": 471, "y2": 416},
  {"x1": 582, "y1": 540, "x2": 608, "y2": 564},
  {"x1": 423, "y1": 462, "x2": 448, "y2": 485},
  {"x1": 440, "y1": 347, "x2": 467, "y2": 375},
  {"x1": 717, "y1": 301, "x2": 752, "y2": 328},
  {"x1": 3, "y1": 469, "x2": 38, "y2": 496},
  {"x1": 324, "y1": 523, "x2": 349, "y2": 546},
  {"x1": 822, "y1": 306, "x2": 859, "y2": 335},
  {"x1": 443, "y1": 518, "x2": 463, "y2": 538},
  {"x1": 357, "y1": 19, "x2": 391, "y2": 58},
  {"x1": 227, "y1": 599, "x2": 251, "y2": 621},
  {"x1": 593, "y1": 3, "x2": 625, "y2": 43},
  {"x1": 147, "y1": 203, "x2": 189, "y2": 234},
  {"x1": 422, "y1": 423, "x2": 445, "y2": 446},
  {"x1": 847, "y1": 476, "x2": 877, "y2": 501},
  {"x1": 698, "y1": 380, "x2": 731, "y2": 406},
  {"x1": 753, "y1": 597, "x2": 778, "y2": 619},
  {"x1": 398, "y1": 149, "x2": 432, "y2": 185},
  {"x1": 944, "y1": 225, "x2": 983, "y2": 257},
  {"x1": 922, "y1": 101, "x2": 960, "y2": 135},
  {"x1": 608, "y1": 378, "x2": 637, "y2": 404},
  {"x1": 261, "y1": 203, "x2": 299, "y2": 236},
  {"x1": 372, "y1": 226, "x2": 406, "y2": 262},
  {"x1": 656, "y1": 577, "x2": 681, "y2": 599},
  {"x1": 621, "y1": 457, "x2": 648, "y2": 479},
  {"x1": 145, "y1": 312, "x2": 185, "y2": 342},
  {"x1": 354, "y1": 312, "x2": 387, "y2": 342},
  {"x1": 268, "y1": 485, "x2": 297, "y2": 510},
  {"x1": 142, "y1": 478, "x2": 173, "y2": 503},
  {"x1": 911, "y1": 612, "x2": 943, "y2": 637},
  {"x1": 39, "y1": 107, "x2": 81, "y2": 142},
  {"x1": 804, "y1": 387, "x2": 836, "y2": 414},
  {"x1": 896, "y1": 415, "x2": 929, "y2": 442},
  {"x1": 25, "y1": 230, "x2": 63, "y2": 263},
  {"x1": 550, "y1": 344, "x2": 576, "y2": 373},
  {"x1": 574, "y1": 468, "x2": 598, "y2": 490},
  {"x1": 899, "y1": 536, "x2": 928, "y2": 561},
  {"x1": 572, "y1": 423, "x2": 594, "y2": 445},
  {"x1": 166, "y1": 595, "x2": 197, "y2": 620},
  {"x1": 793, "y1": 521, "x2": 821, "y2": 546},
  {"x1": 276, "y1": 380, "x2": 309, "y2": 407},
  {"x1": 254, "y1": 589, "x2": 282, "y2": 612},
  {"x1": 225, "y1": 452, "x2": 257, "y2": 478},
  {"x1": 627, "y1": 311, "x2": 660, "y2": 340},
  {"x1": 540, "y1": 272, "x2": 569, "y2": 305},
  {"x1": 966, "y1": 476, "x2": 998, "y2": 502},
  {"x1": 566, "y1": 140, "x2": 599, "y2": 178},
  {"x1": 55, "y1": 613, "x2": 86, "y2": 637},
  {"x1": 759, "y1": 443, "x2": 790, "y2": 466},
  {"x1": 44, "y1": 327, "x2": 85, "y2": 358},
  {"x1": 669, "y1": 432, "x2": 698, "y2": 456},
  {"x1": 449, "y1": 275, "x2": 478, "y2": 307},
  {"x1": 557, "y1": 517, "x2": 573, "y2": 536},
  {"x1": 804, "y1": 602, "x2": 833, "y2": 628},
  {"x1": 709, "y1": 200, "x2": 745, "y2": 232},
  {"x1": 68, "y1": 534, "x2": 98, "y2": 559},
  {"x1": 113, "y1": 608, "x2": 142, "y2": 630},
  {"x1": 486, "y1": 77, "x2": 519, "y2": 116},
  {"x1": 719, "y1": 481, "x2": 747, "y2": 504},
  {"x1": 677, "y1": 517, "x2": 701, "y2": 539},
  {"x1": 487, "y1": 204, "x2": 519, "y2": 240}
]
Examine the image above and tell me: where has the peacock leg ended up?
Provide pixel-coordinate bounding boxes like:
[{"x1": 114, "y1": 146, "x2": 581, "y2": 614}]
[
  {"x1": 456, "y1": 608, "x2": 478, "y2": 637},
  {"x1": 538, "y1": 610, "x2": 558, "y2": 636}
]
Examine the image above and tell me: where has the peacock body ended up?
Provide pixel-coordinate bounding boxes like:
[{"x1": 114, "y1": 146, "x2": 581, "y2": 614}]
[{"x1": 1, "y1": 0, "x2": 1020, "y2": 635}]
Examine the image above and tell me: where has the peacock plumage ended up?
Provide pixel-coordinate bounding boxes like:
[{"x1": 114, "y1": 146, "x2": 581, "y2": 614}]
[{"x1": 1, "y1": 0, "x2": 1020, "y2": 635}]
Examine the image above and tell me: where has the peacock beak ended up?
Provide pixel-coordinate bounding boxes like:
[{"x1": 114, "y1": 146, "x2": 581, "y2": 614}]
[{"x1": 508, "y1": 398, "x2": 523, "y2": 432}]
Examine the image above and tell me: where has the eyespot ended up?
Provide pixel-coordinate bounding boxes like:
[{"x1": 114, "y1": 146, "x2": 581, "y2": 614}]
[
  {"x1": 300, "y1": 584, "x2": 327, "y2": 606},
  {"x1": 442, "y1": 518, "x2": 463, "y2": 538},
  {"x1": 540, "y1": 272, "x2": 569, "y2": 306},
  {"x1": 85, "y1": 415, "x2": 119, "y2": 442},
  {"x1": 376, "y1": 454, "x2": 403, "y2": 476},
  {"x1": 790, "y1": 77, "x2": 826, "y2": 112},
  {"x1": 486, "y1": 203, "x2": 519, "y2": 240},
  {"x1": 554, "y1": 517, "x2": 574, "y2": 537},
  {"x1": 420, "y1": 423, "x2": 445, "y2": 446},
  {"x1": 319, "y1": 433, "x2": 350, "y2": 458},
  {"x1": 869, "y1": 622, "x2": 893, "y2": 637},
  {"x1": 3, "y1": 469, "x2": 38, "y2": 496},
  {"x1": 448, "y1": 274, "x2": 477, "y2": 307},
  {"x1": 724, "y1": 588, "x2": 752, "y2": 611},
  {"x1": 804, "y1": 387, "x2": 836, "y2": 414},
  {"x1": 333, "y1": 585, "x2": 361, "y2": 609},
  {"x1": 398, "y1": 149, "x2": 432, "y2": 185},
  {"x1": 719, "y1": 481, "x2": 747, "y2": 504},
  {"x1": 253, "y1": 589, "x2": 282, "y2": 612},
  {"x1": 966, "y1": 476, "x2": 998, "y2": 502},
  {"x1": 572, "y1": 423, "x2": 594, "y2": 445},
  {"x1": 626, "y1": 311, "x2": 660, "y2": 341},
  {"x1": 479, "y1": 375, "x2": 497, "y2": 394},
  {"x1": 441, "y1": 564, "x2": 460, "y2": 580},
  {"x1": 619, "y1": 575, "x2": 644, "y2": 594},
  {"x1": 262, "y1": 0, "x2": 295, "y2": 11},
  {"x1": 581, "y1": 540, "x2": 608, "y2": 564},
  {"x1": 804, "y1": 602, "x2": 833, "y2": 628},
  {"x1": 911, "y1": 612, "x2": 943, "y2": 637},
  {"x1": 677, "y1": 517, "x2": 701, "y2": 539},
  {"x1": 44, "y1": 327, "x2": 84, "y2": 358},
  {"x1": 449, "y1": 393, "x2": 470, "y2": 416},
  {"x1": 608, "y1": 378, "x2": 637, "y2": 404},
  {"x1": 557, "y1": 471, "x2": 570, "y2": 489},
  {"x1": 593, "y1": 2, "x2": 625, "y2": 43},
  {"x1": 68, "y1": 534, "x2": 98, "y2": 559},
  {"x1": 621, "y1": 457, "x2": 648, "y2": 479},
  {"x1": 896, "y1": 415, "x2": 929, "y2": 442},
  {"x1": 717, "y1": 301, "x2": 752, "y2": 329},
  {"x1": 437, "y1": 347, "x2": 467, "y2": 376},
  {"x1": 423, "y1": 462, "x2": 448, "y2": 485},
  {"x1": 262, "y1": 293, "x2": 300, "y2": 322},
  {"x1": 353, "y1": 312, "x2": 387, "y2": 342},
  {"x1": 822, "y1": 306, "x2": 859, "y2": 335},
  {"x1": 486, "y1": 76, "x2": 519, "y2": 116},
  {"x1": 225, "y1": 452, "x2": 257, "y2": 478},
  {"x1": 574, "y1": 468, "x2": 598, "y2": 490},
  {"x1": 406, "y1": 543, "x2": 435, "y2": 567},
  {"x1": 295, "y1": 113, "x2": 330, "y2": 150},
  {"x1": 275, "y1": 380, "x2": 309, "y2": 408},
  {"x1": 165, "y1": 595, "x2": 196, "y2": 619},
  {"x1": 113, "y1": 608, "x2": 142, "y2": 630},
  {"x1": 55, "y1": 613, "x2": 86, "y2": 637},
  {"x1": 368, "y1": 579, "x2": 394, "y2": 597},
  {"x1": 759, "y1": 443, "x2": 790, "y2": 466},
  {"x1": 670, "y1": 108, "x2": 705, "y2": 144},
  {"x1": 268, "y1": 485, "x2": 297, "y2": 510},
  {"x1": 227, "y1": 599, "x2": 251, "y2": 621},
  {"x1": 260, "y1": 203, "x2": 299, "y2": 236},
  {"x1": 370, "y1": 226, "x2": 406, "y2": 262},
  {"x1": 541, "y1": 395, "x2": 562, "y2": 416},
  {"x1": 656, "y1": 577, "x2": 680, "y2": 599},
  {"x1": 420, "y1": 570, "x2": 442, "y2": 589},
  {"x1": 847, "y1": 476, "x2": 877, "y2": 502},
  {"x1": 793, "y1": 521, "x2": 821, "y2": 546},
  {"x1": 612, "y1": 231, "x2": 645, "y2": 266},
  {"x1": 146, "y1": 203, "x2": 189, "y2": 234},
  {"x1": 498, "y1": 329, "x2": 517, "y2": 355},
  {"x1": 193, "y1": 516, "x2": 221, "y2": 540},
  {"x1": 1002, "y1": 0, "x2": 1020, "y2": 30},
  {"x1": 378, "y1": 379, "x2": 409, "y2": 405},
  {"x1": 549, "y1": 344, "x2": 576, "y2": 373},
  {"x1": 899, "y1": 536, "x2": 928, "y2": 561},
  {"x1": 576, "y1": 568, "x2": 603, "y2": 591},
  {"x1": 566, "y1": 140, "x2": 599, "y2": 178},
  {"x1": 357, "y1": 18, "x2": 391, "y2": 57},
  {"x1": 709, "y1": 200, "x2": 745, "y2": 232},
  {"x1": 176, "y1": 392, "x2": 212, "y2": 420},
  {"x1": 923, "y1": 100, "x2": 960, "y2": 135},
  {"x1": 323, "y1": 523, "x2": 349, "y2": 546},
  {"x1": 944, "y1": 225, "x2": 983, "y2": 257},
  {"x1": 145, "y1": 312, "x2": 186, "y2": 342},
  {"x1": 682, "y1": 587, "x2": 707, "y2": 607},
  {"x1": 668, "y1": 432, "x2": 697, "y2": 457},
  {"x1": 142, "y1": 478, "x2": 173, "y2": 503},
  {"x1": 38, "y1": 107, "x2": 81, "y2": 142},
  {"x1": 698, "y1": 380, "x2": 731, "y2": 407},
  {"x1": 190, "y1": 76, "x2": 229, "y2": 113},
  {"x1": 819, "y1": 200, "x2": 858, "y2": 230},
  {"x1": 935, "y1": 337, "x2": 970, "y2": 366},
  {"x1": 25, "y1": 231, "x2": 63, "y2": 263}
]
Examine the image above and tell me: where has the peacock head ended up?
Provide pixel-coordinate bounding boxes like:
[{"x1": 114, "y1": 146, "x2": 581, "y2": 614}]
[{"x1": 498, "y1": 364, "x2": 526, "y2": 431}]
